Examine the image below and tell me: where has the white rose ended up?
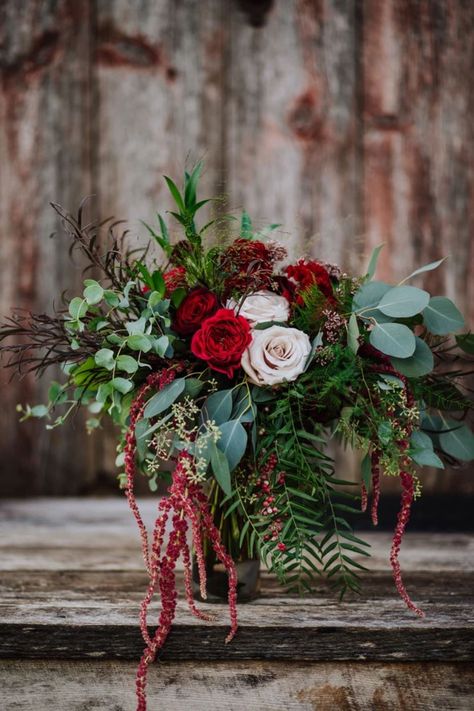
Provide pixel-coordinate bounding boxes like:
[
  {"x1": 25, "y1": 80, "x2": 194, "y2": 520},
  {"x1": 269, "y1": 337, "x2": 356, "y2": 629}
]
[
  {"x1": 241, "y1": 325, "x2": 311, "y2": 386},
  {"x1": 226, "y1": 290, "x2": 290, "y2": 326}
]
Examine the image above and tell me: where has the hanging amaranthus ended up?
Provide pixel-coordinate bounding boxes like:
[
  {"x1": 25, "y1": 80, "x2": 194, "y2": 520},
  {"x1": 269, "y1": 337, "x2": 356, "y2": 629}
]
[{"x1": 124, "y1": 369, "x2": 238, "y2": 711}]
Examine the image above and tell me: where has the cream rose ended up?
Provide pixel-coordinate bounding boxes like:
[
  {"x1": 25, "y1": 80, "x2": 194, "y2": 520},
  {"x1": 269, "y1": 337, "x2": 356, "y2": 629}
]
[
  {"x1": 241, "y1": 325, "x2": 311, "y2": 386},
  {"x1": 226, "y1": 290, "x2": 290, "y2": 326}
]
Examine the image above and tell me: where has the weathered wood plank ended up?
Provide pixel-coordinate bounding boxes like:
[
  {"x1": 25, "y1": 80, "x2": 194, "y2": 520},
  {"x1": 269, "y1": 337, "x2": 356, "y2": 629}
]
[
  {"x1": 0, "y1": 501, "x2": 473, "y2": 662},
  {"x1": 0, "y1": 0, "x2": 96, "y2": 495},
  {"x1": 1, "y1": 498, "x2": 473, "y2": 572},
  {"x1": 1, "y1": 660, "x2": 473, "y2": 711}
]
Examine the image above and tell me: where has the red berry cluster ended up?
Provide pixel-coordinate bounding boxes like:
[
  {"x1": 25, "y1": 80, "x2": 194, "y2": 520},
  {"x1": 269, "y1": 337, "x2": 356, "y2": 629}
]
[{"x1": 254, "y1": 452, "x2": 287, "y2": 552}]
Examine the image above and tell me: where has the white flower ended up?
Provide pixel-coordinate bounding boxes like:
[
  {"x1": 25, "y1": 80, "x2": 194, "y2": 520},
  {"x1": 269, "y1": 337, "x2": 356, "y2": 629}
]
[
  {"x1": 226, "y1": 290, "x2": 290, "y2": 326},
  {"x1": 241, "y1": 325, "x2": 311, "y2": 386}
]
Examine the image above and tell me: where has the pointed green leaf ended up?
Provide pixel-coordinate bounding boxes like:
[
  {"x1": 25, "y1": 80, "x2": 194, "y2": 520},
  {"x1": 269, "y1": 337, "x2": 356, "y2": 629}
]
[
  {"x1": 202, "y1": 389, "x2": 233, "y2": 425},
  {"x1": 365, "y1": 244, "x2": 384, "y2": 280},
  {"x1": 143, "y1": 377, "x2": 185, "y2": 418},
  {"x1": 217, "y1": 419, "x2": 248, "y2": 471},
  {"x1": 164, "y1": 176, "x2": 185, "y2": 212},
  {"x1": 210, "y1": 441, "x2": 232, "y2": 495},
  {"x1": 399, "y1": 258, "x2": 446, "y2": 284},
  {"x1": 439, "y1": 422, "x2": 474, "y2": 461},
  {"x1": 347, "y1": 314, "x2": 360, "y2": 354}
]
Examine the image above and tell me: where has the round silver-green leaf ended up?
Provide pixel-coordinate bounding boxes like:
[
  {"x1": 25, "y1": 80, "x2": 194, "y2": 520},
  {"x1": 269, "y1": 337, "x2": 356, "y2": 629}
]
[
  {"x1": 378, "y1": 286, "x2": 430, "y2": 318},
  {"x1": 423, "y1": 297, "x2": 465, "y2": 335},
  {"x1": 369, "y1": 322, "x2": 416, "y2": 358},
  {"x1": 391, "y1": 336, "x2": 434, "y2": 377}
]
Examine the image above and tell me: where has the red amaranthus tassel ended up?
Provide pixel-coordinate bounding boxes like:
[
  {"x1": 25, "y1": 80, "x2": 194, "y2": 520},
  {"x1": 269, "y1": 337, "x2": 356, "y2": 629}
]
[
  {"x1": 390, "y1": 471, "x2": 424, "y2": 617},
  {"x1": 370, "y1": 450, "x2": 380, "y2": 526},
  {"x1": 124, "y1": 370, "x2": 238, "y2": 711},
  {"x1": 367, "y1": 363, "x2": 424, "y2": 616}
]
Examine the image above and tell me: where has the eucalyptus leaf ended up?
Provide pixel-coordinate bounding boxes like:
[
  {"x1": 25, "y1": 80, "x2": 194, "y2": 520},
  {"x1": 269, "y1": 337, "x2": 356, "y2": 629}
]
[
  {"x1": 423, "y1": 297, "x2": 465, "y2": 335},
  {"x1": 104, "y1": 290, "x2": 120, "y2": 307},
  {"x1": 251, "y1": 386, "x2": 277, "y2": 403},
  {"x1": 352, "y1": 281, "x2": 391, "y2": 312},
  {"x1": 365, "y1": 244, "x2": 384, "y2": 280},
  {"x1": 369, "y1": 322, "x2": 416, "y2": 358},
  {"x1": 391, "y1": 336, "x2": 434, "y2": 377},
  {"x1": 94, "y1": 348, "x2": 115, "y2": 371},
  {"x1": 210, "y1": 441, "x2": 232, "y2": 495},
  {"x1": 202, "y1": 389, "x2": 233, "y2": 425},
  {"x1": 439, "y1": 422, "x2": 474, "y2": 461},
  {"x1": 83, "y1": 280, "x2": 104, "y2": 305},
  {"x1": 111, "y1": 377, "x2": 134, "y2": 394},
  {"x1": 217, "y1": 419, "x2": 248, "y2": 471},
  {"x1": 116, "y1": 355, "x2": 139, "y2": 374},
  {"x1": 410, "y1": 449, "x2": 444, "y2": 468},
  {"x1": 347, "y1": 314, "x2": 359, "y2": 354},
  {"x1": 143, "y1": 377, "x2": 185, "y2": 418},
  {"x1": 152, "y1": 335, "x2": 171, "y2": 357},
  {"x1": 231, "y1": 387, "x2": 254, "y2": 421},
  {"x1": 304, "y1": 331, "x2": 324, "y2": 370},
  {"x1": 399, "y1": 258, "x2": 446, "y2": 284},
  {"x1": 126, "y1": 317, "x2": 147, "y2": 336},
  {"x1": 127, "y1": 334, "x2": 152, "y2": 352},
  {"x1": 68, "y1": 297, "x2": 88, "y2": 320},
  {"x1": 97, "y1": 382, "x2": 113, "y2": 403},
  {"x1": 135, "y1": 419, "x2": 150, "y2": 460},
  {"x1": 411, "y1": 431, "x2": 435, "y2": 451},
  {"x1": 378, "y1": 286, "x2": 430, "y2": 318},
  {"x1": 184, "y1": 378, "x2": 205, "y2": 398},
  {"x1": 361, "y1": 453, "x2": 372, "y2": 491}
]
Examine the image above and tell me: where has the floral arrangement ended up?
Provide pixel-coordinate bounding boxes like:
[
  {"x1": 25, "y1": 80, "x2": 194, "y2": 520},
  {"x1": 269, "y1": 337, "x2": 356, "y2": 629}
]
[{"x1": 1, "y1": 163, "x2": 473, "y2": 711}]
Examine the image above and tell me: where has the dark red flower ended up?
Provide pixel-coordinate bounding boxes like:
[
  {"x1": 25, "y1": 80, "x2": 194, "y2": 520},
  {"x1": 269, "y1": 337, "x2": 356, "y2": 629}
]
[
  {"x1": 191, "y1": 308, "x2": 252, "y2": 377},
  {"x1": 174, "y1": 288, "x2": 219, "y2": 336},
  {"x1": 164, "y1": 266, "x2": 187, "y2": 295},
  {"x1": 220, "y1": 239, "x2": 287, "y2": 294},
  {"x1": 285, "y1": 259, "x2": 333, "y2": 300}
]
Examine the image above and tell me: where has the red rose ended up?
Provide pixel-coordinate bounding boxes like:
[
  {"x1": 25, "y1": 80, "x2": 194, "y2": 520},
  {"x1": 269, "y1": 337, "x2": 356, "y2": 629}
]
[
  {"x1": 174, "y1": 288, "x2": 219, "y2": 336},
  {"x1": 191, "y1": 308, "x2": 252, "y2": 377},
  {"x1": 285, "y1": 259, "x2": 333, "y2": 297}
]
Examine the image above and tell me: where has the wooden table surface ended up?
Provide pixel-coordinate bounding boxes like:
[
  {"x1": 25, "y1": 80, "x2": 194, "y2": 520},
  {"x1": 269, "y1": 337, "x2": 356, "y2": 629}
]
[{"x1": 1, "y1": 498, "x2": 473, "y2": 710}]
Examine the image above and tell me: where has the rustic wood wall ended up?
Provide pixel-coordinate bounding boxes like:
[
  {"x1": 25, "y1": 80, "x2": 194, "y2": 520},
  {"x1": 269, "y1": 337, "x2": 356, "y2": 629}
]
[{"x1": 0, "y1": 0, "x2": 473, "y2": 496}]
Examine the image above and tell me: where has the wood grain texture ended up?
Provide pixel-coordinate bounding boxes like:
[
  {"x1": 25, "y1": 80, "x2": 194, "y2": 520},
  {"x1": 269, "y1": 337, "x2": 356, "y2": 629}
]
[
  {"x1": 1, "y1": 499, "x2": 473, "y2": 708},
  {"x1": 1, "y1": 1, "x2": 473, "y2": 494},
  {"x1": 0, "y1": 499, "x2": 473, "y2": 663},
  {"x1": 0, "y1": 0, "x2": 96, "y2": 495},
  {"x1": 1, "y1": 660, "x2": 473, "y2": 711}
]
